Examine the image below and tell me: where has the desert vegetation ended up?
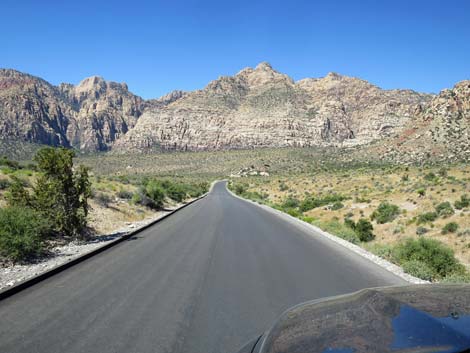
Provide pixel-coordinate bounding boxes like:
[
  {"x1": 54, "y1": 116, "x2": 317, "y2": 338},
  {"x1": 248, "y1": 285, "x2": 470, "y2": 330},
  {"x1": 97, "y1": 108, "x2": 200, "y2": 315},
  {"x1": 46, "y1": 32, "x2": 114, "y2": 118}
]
[
  {"x1": 0, "y1": 148, "x2": 208, "y2": 263},
  {"x1": 229, "y1": 162, "x2": 470, "y2": 282}
]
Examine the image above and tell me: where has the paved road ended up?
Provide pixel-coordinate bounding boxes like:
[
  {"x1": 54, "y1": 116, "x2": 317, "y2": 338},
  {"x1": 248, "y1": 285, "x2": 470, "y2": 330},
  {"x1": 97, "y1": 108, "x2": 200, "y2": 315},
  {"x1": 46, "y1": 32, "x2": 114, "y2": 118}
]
[{"x1": 0, "y1": 181, "x2": 405, "y2": 353}]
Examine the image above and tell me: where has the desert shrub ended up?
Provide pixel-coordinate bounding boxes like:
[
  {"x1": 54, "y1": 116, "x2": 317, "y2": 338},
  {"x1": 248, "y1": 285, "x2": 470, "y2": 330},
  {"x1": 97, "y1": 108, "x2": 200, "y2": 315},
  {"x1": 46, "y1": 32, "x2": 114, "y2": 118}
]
[
  {"x1": 344, "y1": 218, "x2": 356, "y2": 230},
  {"x1": 32, "y1": 148, "x2": 91, "y2": 237},
  {"x1": 435, "y1": 202, "x2": 454, "y2": 218},
  {"x1": 314, "y1": 219, "x2": 359, "y2": 244},
  {"x1": 282, "y1": 197, "x2": 300, "y2": 209},
  {"x1": 300, "y1": 216, "x2": 315, "y2": 223},
  {"x1": 437, "y1": 168, "x2": 448, "y2": 178},
  {"x1": 331, "y1": 201, "x2": 344, "y2": 210},
  {"x1": 286, "y1": 208, "x2": 301, "y2": 218},
  {"x1": 0, "y1": 206, "x2": 50, "y2": 262},
  {"x1": 442, "y1": 222, "x2": 459, "y2": 234},
  {"x1": 355, "y1": 219, "x2": 375, "y2": 242},
  {"x1": 6, "y1": 148, "x2": 91, "y2": 238},
  {"x1": 371, "y1": 202, "x2": 400, "y2": 224},
  {"x1": 365, "y1": 243, "x2": 395, "y2": 261},
  {"x1": 402, "y1": 260, "x2": 434, "y2": 281},
  {"x1": 417, "y1": 188, "x2": 426, "y2": 197},
  {"x1": 279, "y1": 182, "x2": 288, "y2": 191},
  {"x1": 454, "y1": 195, "x2": 470, "y2": 210},
  {"x1": 0, "y1": 178, "x2": 10, "y2": 190},
  {"x1": 131, "y1": 192, "x2": 142, "y2": 204},
  {"x1": 417, "y1": 211, "x2": 438, "y2": 224},
  {"x1": 185, "y1": 182, "x2": 209, "y2": 197},
  {"x1": 143, "y1": 180, "x2": 165, "y2": 208},
  {"x1": 299, "y1": 194, "x2": 347, "y2": 212},
  {"x1": 94, "y1": 193, "x2": 112, "y2": 208},
  {"x1": 117, "y1": 190, "x2": 133, "y2": 199},
  {"x1": 0, "y1": 156, "x2": 20, "y2": 170},
  {"x1": 394, "y1": 237, "x2": 464, "y2": 279},
  {"x1": 355, "y1": 196, "x2": 371, "y2": 203},
  {"x1": 232, "y1": 183, "x2": 248, "y2": 195},
  {"x1": 441, "y1": 272, "x2": 470, "y2": 283},
  {"x1": 416, "y1": 226, "x2": 429, "y2": 236},
  {"x1": 424, "y1": 172, "x2": 437, "y2": 181},
  {"x1": 166, "y1": 183, "x2": 187, "y2": 202},
  {"x1": 457, "y1": 229, "x2": 470, "y2": 237},
  {"x1": 244, "y1": 191, "x2": 267, "y2": 202},
  {"x1": 6, "y1": 176, "x2": 31, "y2": 208}
]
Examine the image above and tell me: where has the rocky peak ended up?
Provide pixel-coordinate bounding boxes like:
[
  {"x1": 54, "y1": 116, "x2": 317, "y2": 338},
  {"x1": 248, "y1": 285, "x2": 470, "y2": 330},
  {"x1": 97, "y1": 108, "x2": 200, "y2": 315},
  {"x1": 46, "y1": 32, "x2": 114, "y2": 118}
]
[
  {"x1": 151, "y1": 90, "x2": 187, "y2": 106},
  {"x1": 236, "y1": 62, "x2": 294, "y2": 88}
]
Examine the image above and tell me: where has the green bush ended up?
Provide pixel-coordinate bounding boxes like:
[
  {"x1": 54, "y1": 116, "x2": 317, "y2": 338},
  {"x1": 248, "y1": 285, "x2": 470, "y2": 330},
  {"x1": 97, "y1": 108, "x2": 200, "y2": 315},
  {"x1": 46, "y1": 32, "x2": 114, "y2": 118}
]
[
  {"x1": 232, "y1": 183, "x2": 248, "y2": 195},
  {"x1": 371, "y1": 202, "x2": 400, "y2": 224},
  {"x1": 185, "y1": 182, "x2": 209, "y2": 197},
  {"x1": 394, "y1": 237, "x2": 464, "y2": 279},
  {"x1": 442, "y1": 222, "x2": 459, "y2": 234},
  {"x1": 417, "y1": 211, "x2": 438, "y2": 224},
  {"x1": 435, "y1": 202, "x2": 454, "y2": 218},
  {"x1": 417, "y1": 188, "x2": 426, "y2": 197},
  {"x1": 0, "y1": 178, "x2": 10, "y2": 190},
  {"x1": 355, "y1": 219, "x2": 375, "y2": 242},
  {"x1": 299, "y1": 194, "x2": 347, "y2": 212},
  {"x1": 166, "y1": 183, "x2": 187, "y2": 202},
  {"x1": 416, "y1": 226, "x2": 429, "y2": 236},
  {"x1": 282, "y1": 197, "x2": 300, "y2": 209},
  {"x1": 454, "y1": 195, "x2": 470, "y2": 210},
  {"x1": 7, "y1": 148, "x2": 91, "y2": 238},
  {"x1": 0, "y1": 207, "x2": 50, "y2": 262},
  {"x1": 424, "y1": 172, "x2": 437, "y2": 181},
  {"x1": 286, "y1": 208, "x2": 302, "y2": 218},
  {"x1": 117, "y1": 190, "x2": 133, "y2": 199},
  {"x1": 143, "y1": 180, "x2": 165, "y2": 208},
  {"x1": 331, "y1": 201, "x2": 344, "y2": 210},
  {"x1": 441, "y1": 272, "x2": 470, "y2": 283},
  {"x1": 344, "y1": 218, "x2": 356, "y2": 230},
  {"x1": 300, "y1": 216, "x2": 316, "y2": 223},
  {"x1": 402, "y1": 260, "x2": 434, "y2": 281},
  {"x1": 365, "y1": 243, "x2": 395, "y2": 261},
  {"x1": 315, "y1": 219, "x2": 359, "y2": 244},
  {"x1": 0, "y1": 156, "x2": 20, "y2": 170}
]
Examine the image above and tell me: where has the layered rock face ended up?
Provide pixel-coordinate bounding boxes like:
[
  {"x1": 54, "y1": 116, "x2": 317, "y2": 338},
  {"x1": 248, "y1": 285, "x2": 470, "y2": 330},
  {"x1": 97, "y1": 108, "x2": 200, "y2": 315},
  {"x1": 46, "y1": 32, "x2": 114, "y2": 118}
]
[
  {"x1": 372, "y1": 80, "x2": 470, "y2": 162},
  {"x1": 3, "y1": 64, "x2": 468, "y2": 158},
  {"x1": 0, "y1": 69, "x2": 72, "y2": 147},
  {"x1": 59, "y1": 76, "x2": 146, "y2": 150},
  {"x1": 114, "y1": 62, "x2": 431, "y2": 152},
  {"x1": 0, "y1": 69, "x2": 146, "y2": 151}
]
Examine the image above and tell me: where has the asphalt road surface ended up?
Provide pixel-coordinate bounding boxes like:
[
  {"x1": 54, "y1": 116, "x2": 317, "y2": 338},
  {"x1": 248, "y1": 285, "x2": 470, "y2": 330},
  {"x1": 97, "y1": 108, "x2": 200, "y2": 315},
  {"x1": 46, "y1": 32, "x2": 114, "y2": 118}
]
[{"x1": 0, "y1": 181, "x2": 405, "y2": 353}]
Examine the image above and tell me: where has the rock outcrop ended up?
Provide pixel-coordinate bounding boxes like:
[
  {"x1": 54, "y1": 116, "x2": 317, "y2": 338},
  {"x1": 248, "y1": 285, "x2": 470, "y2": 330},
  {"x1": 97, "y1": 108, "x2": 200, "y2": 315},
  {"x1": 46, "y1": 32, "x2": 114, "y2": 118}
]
[
  {"x1": 0, "y1": 69, "x2": 146, "y2": 151},
  {"x1": 2, "y1": 64, "x2": 469, "y2": 161},
  {"x1": 0, "y1": 69, "x2": 72, "y2": 147},
  {"x1": 114, "y1": 63, "x2": 431, "y2": 152},
  {"x1": 59, "y1": 76, "x2": 146, "y2": 150},
  {"x1": 367, "y1": 80, "x2": 470, "y2": 163}
]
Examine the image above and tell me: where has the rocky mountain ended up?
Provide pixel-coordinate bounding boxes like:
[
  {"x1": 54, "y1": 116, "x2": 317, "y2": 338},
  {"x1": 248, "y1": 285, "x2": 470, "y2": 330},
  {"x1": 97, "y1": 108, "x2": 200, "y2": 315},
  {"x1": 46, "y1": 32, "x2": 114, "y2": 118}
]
[
  {"x1": 1, "y1": 63, "x2": 468, "y2": 160},
  {"x1": 0, "y1": 69, "x2": 147, "y2": 151},
  {"x1": 365, "y1": 80, "x2": 470, "y2": 163},
  {"x1": 114, "y1": 62, "x2": 432, "y2": 152},
  {"x1": 0, "y1": 69, "x2": 73, "y2": 147}
]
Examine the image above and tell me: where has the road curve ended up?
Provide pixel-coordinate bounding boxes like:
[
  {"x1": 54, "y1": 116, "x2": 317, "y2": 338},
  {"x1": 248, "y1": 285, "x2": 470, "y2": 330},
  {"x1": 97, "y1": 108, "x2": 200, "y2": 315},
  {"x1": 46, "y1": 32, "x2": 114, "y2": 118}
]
[{"x1": 0, "y1": 181, "x2": 405, "y2": 353}]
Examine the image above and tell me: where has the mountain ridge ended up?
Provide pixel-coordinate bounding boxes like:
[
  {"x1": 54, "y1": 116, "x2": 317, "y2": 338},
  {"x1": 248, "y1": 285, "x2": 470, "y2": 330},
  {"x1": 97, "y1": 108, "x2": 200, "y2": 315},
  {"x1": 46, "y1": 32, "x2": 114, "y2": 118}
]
[{"x1": 0, "y1": 64, "x2": 468, "y2": 161}]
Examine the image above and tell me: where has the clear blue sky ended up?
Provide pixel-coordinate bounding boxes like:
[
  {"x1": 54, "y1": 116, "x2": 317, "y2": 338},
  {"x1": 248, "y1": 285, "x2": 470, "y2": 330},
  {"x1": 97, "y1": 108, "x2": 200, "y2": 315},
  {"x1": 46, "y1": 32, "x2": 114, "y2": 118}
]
[{"x1": 2, "y1": 0, "x2": 469, "y2": 98}]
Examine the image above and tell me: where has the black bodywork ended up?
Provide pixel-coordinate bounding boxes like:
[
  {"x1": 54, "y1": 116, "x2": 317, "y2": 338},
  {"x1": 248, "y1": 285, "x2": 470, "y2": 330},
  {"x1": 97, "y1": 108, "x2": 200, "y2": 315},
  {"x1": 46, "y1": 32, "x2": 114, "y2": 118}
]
[{"x1": 237, "y1": 284, "x2": 470, "y2": 353}]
